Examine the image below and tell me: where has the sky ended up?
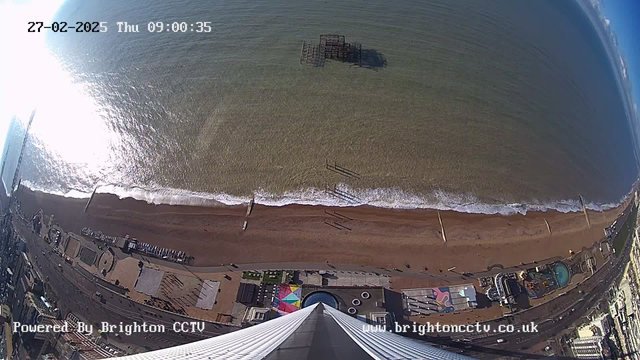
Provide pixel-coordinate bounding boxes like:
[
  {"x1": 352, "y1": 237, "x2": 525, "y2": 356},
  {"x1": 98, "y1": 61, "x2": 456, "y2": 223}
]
[{"x1": 602, "y1": 0, "x2": 639, "y2": 108}]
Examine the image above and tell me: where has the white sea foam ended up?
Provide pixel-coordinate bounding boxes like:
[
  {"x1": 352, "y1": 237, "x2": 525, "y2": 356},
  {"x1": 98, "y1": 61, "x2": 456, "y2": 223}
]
[
  {"x1": 19, "y1": 180, "x2": 630, "y2": 215},
  {"x1": 20, "y1": 181, "x2": 92, "y2": 199}
]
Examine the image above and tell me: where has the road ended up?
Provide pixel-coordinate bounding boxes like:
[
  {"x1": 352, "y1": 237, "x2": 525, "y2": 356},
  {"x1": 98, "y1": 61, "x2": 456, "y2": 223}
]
[
  {"x1": 14, "y1": 201, "x2": 633, "y2": 357},
  {"x1": 445, "y1": 203, "x2": 635, "y2": 358},
  {"x1": 13, "y1": 217, "x2": 238, "y2": 353},
  {"x1": 135, "y1": 251, "x2": 565, "y2": 283}
]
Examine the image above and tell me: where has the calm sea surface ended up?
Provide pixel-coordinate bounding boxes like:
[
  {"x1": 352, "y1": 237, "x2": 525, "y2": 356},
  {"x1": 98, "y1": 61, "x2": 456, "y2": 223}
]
[{"x1": 7, "y1": 0, "x2": 638, "y2": 213}]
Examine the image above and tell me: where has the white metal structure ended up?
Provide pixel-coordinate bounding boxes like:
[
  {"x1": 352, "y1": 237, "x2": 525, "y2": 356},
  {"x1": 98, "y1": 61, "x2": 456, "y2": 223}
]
[
  {"x1": 109, "y1": 302, "x2": 475, "y2": 359},
  {"x1": 109, "y1": 304, "x2": 319, "y2": 360},
  {"x1": 324, "y1": 305, "x2": 473, "y2": 360}
]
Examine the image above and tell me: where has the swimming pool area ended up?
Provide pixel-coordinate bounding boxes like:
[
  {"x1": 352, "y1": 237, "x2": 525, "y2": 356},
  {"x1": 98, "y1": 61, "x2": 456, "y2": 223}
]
[
  {"x1": 524, "y1": 261, "x2": 572, "y2": 298},
  {"x1": 554, "y1": 262, "x2": 570, "y2": 287}
]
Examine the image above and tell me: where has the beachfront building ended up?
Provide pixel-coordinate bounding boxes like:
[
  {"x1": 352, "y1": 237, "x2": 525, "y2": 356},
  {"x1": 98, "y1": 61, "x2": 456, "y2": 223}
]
[
  {"x1": 494, "y1": 273, "x2": 515, "y2": 306},
  {"x1": 606, "y1": 224, "x2": 640, "y2": 358},
  {"x1": 570, "y1": 336, "x2": 609, "y2": 359},
  {"x1": 109, "y1": 302, "x2": 473, "y2": 360},
  {"x1": 235, "y1": 270, "x2": 392, "y2": 328},
  {"x1": 244, "y1": 307, "x2": 272, "y2": 325},
  {"x1": 402, "y1": 284, "x2": 478, "y2": 316}
]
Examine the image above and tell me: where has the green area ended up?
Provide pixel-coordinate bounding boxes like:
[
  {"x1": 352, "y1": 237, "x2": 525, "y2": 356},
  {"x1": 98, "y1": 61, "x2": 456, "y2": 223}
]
[
  {"x1": 613, "y1": 204, "x2": 638, "y2": 254},
  {"x1": 242, "y1": 271, "x2": 262, "y2": 281},
  {"x1": 262, "y1": 270, "x2": 283, "y2": 284}
]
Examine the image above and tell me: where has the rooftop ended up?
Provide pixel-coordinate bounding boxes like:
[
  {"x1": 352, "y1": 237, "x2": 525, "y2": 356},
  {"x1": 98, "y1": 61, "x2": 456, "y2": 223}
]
[
  {"x1": 108, "y1": 303, "x2": 472, "y2": 360},
  {"x1": 301, "y1": 286, "x2": 386, "y2": 322},
  {"x1": 402, "y1": 284, "x2": 478, "y2": 315}
]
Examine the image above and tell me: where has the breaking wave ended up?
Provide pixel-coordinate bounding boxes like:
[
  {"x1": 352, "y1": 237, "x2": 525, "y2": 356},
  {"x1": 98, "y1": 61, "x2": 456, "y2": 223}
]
[{"x1": 20, "y1": 180, "x2": 630, "y2": 215}]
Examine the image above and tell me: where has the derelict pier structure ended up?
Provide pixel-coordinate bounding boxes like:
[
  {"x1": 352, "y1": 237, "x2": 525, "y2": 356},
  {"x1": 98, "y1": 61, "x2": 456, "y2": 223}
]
[{"x1": 300, "y1": 34, "x2": 362, "y2": 67}]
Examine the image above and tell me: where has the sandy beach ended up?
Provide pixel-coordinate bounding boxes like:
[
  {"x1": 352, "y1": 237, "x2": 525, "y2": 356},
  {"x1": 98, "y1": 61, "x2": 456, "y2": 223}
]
[{"x1": 16, "y1": 187, "x2": 627, "y2": 273}]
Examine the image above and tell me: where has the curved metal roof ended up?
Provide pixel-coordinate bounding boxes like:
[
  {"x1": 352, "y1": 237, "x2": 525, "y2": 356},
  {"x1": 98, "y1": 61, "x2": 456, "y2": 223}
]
[{"x1": 108, "y1": 302, "x2": 476, "y2": 360}]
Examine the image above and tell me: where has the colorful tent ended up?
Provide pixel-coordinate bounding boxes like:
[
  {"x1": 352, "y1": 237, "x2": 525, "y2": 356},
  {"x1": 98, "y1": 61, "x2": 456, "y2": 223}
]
[{"x1": 272, "y1": 284, "x2": 302, "y2": 315}]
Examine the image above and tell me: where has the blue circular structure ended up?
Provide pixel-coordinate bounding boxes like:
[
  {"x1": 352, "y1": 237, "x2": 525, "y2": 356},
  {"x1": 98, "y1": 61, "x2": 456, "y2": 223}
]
[
  {"x1": 554, "y1": 262, "x2": 570, "y2": 287},
  {"x1": 302, "y1": 291, "x2": 339, "y2": 309}
]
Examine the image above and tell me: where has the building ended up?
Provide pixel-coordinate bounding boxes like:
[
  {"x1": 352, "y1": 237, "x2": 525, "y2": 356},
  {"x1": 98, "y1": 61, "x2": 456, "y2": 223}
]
[
  {"x1": 12, "y1": 253, "x2": 44, "y2": 324},
  {"x1": 0, "y1": 303, "x2": 10, "y2": 324},
  {"x1": 244, "y1": 307, "x2": 272, "y2": 325},
  {"x1": 449, "y1": 284, "x2": 478, "y2": 310},
  {"x1": 299, "y1": 286, "x2": 387, "y2": 322},
  {"x1": 21, "y1": 293, "x2": 56, "y2": 328},
  {"x1": 606, "y1": 224, "x2": 640, "y2": 358},
  {"x1": 576, "y1": 313, "x2": 610, "y2": 338},
  {"x1": 402, "y1": 284, "x2": 478, "y2": 315},
  {"x1": 6, "y1": 284, "x2": 14, "y2": 305},
  {"x1": 110, "y1": 302, "x2": 473, "y2": 359},
  {"x1": 236, "y1": 283, "x2": 258, "y2": 305},
  {"x1": 26, "y1": 319, "x2": 120, "y2": 360},
  {"x1": 1, "y1": 322, "x2": 12, "y2": 360},
  {"x1": 12, "y1": 252, "x2": 29, "y2": 288},
  {"x1": 494, "y1": 273, "x2": 518, "y2": 306},
  {"x1": 17, "y1": 236, "x2": 26, "y2": 254},
  {"x1": 53, "y1": 329, "x2": 117, "y2": 359},
  {"x1": 570, "y1": 336, "x2": 610, "y2": 359},
  {"x1": 12, "y1": 292, "x2": 58, "y2": 359}
]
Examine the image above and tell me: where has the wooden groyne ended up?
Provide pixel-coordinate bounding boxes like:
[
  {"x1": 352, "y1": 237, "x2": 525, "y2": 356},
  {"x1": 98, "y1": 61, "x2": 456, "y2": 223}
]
[
  {"x1": 544, "y1": 218, "x2": 552, "y2": 235},
  {"x1": 324, "y1": 221, "x2": 342, "y2": 230},
  {"x1": 323, "y1": 218, "x2": 352, "y2": 232},
  {"x1": 331, "y1": 221, "x2": 352, "y2": 231},
  {"x1": 324, "y1": 210, "x2": 353, "y2": 221},
  {"x1": 323, "y1": 159, "x2": 359, "y2": 230},
  {"x1": 578, "y1": 194, "x2": 591, "y2": 229},
  {"x1": 325, "y1": 185, "x2": 360, "y2": 203},
  {"x1": 84, "y1": 188, "x2": 97, "y2": 213},
  {"x1": 325, "y1": 160, "x2": 360, "y2": 179},
  {"x1": 242, "y1": 198, "x2": 254, "y2": 231},
  {"x1": 246, "y1": 198, "x2": 254, "y2": 217},
  {"x1": 438, "y1": 210, "x2": 447, "y2": 242}
]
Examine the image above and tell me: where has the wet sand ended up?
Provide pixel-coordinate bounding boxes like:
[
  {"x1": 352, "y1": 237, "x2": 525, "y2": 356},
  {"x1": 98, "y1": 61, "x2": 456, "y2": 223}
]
[{"x1": 16, "y1": 187, "x2": 626, "y2": 273}]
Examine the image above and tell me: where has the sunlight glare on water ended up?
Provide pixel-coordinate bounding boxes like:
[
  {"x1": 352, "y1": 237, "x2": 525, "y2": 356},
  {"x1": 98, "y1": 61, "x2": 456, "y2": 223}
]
[
  {"x1": 0, "y1": 0, "x2": 121, "y2": 187},
  {"x1": 28, "y1": 53, "x2": 120, "y2": 170},
  {"x1": 0, "y1": 0, "x2": 636, "y2": 212},
  {"x1": 1, "y1": 0, "x2": 64, "y2": 140}
]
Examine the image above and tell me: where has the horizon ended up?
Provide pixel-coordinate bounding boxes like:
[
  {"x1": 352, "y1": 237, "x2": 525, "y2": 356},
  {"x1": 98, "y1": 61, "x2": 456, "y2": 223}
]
[{"x1": 601, "y1": 0, "x2": 639, "y2": 109}]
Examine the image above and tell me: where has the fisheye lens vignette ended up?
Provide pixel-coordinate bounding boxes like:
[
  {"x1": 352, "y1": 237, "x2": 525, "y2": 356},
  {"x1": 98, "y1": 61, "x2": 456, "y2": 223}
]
[{"x1": 0, "y1": 0, "x2": 639, "y2": 359}]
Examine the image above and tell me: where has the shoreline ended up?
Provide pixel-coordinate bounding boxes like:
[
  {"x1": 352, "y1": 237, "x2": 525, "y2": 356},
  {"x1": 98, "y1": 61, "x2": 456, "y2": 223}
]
[
  {"x1": 20, "y1": 180, "x2": 632, "y2": 216},
  {"x1": 15, "y1": 186, "x2": 630, "y2": 272}
]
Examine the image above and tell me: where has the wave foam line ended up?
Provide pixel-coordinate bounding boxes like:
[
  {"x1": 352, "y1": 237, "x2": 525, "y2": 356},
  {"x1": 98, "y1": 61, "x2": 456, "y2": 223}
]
[{"x1": 20, "y1": 181, "x2": 629, "y2": 216}]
